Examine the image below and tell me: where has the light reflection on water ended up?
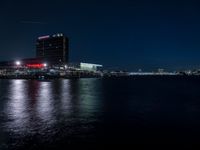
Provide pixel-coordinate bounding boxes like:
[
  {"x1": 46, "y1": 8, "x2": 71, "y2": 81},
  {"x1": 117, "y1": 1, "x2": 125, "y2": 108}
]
[
  {"x1": 77, "y1": 79, "x2": 103, "y2": 118},
  {"x1": 2, "y1": 77, "x2": 200, "y2": 147},
  {"x1": 6, "y1": 80, "x2": 29, "y2": 133},
  {"x1": 36, "y1": 82, "x2": 55, "y2": 125},
  {"x1": 60, "y1": 80, "x2": 72, "y2": 116},
  {"x1": 1, "y1": 79, "x2": 103, "y2": 148}
]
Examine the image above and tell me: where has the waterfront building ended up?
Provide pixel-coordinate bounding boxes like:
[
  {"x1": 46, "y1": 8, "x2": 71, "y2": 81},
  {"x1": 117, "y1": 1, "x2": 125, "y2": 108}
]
[
  {"x1": 0, "y1": 58, "x2": 45, "y2": 69},
  {"x1": 36, "y1": 33, "x2": 69, "y2": 65},
  {"x1": 80, "y1": 62, "x2": 103, "y2": 71}
]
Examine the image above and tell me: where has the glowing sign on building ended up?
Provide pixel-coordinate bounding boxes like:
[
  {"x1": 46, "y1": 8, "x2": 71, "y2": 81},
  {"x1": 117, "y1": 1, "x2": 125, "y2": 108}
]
[
  {"x1": 26, "y1": 64, "x2": 45, "y2": 68},
  {"x1": 38, "y1": 35, "x2": 50, "y2": 40}
]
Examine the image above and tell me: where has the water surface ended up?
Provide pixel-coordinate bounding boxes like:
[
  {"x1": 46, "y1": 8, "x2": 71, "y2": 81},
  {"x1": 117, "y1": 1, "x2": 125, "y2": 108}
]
[{"x1": 0, "y1": 77, "x2": 200, "y2": 148}]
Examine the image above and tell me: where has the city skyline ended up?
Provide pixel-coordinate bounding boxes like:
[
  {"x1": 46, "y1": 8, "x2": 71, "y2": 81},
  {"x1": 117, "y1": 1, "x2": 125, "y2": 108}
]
[
  {"x1": 1, "y1": 0, "x2": 200, "y2": 147},
  {"x1": 1, "y1": 0, "x2": 200, "y2": 71}
]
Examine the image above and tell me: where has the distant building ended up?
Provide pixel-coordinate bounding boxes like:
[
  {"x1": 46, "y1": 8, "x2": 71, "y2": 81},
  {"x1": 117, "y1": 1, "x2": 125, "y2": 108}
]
[
  {"x1": 80, "y1": 62, "x2": 103, "y2": 71},
  {"x1": 0, "y1": 33, "x2": 70, "y2": 69},
  {"x1": 158, "y1": 68, "x2": 164, "y2": 74},
  {"x1": 36, "y1": 33, "x2": 69, "y2": 65}
]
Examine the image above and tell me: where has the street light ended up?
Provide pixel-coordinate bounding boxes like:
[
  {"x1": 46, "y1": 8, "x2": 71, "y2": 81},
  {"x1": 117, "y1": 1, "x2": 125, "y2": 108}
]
[
  {"x1": 43, "y1": 63, "x2": 47, "y2": 67},
  {"x1": 15, "y1": 61, "x2": 21, "y2": 66}
]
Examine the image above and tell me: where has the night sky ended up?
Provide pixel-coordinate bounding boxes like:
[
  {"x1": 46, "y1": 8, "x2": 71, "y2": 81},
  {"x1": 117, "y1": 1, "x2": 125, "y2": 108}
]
[{"x1": 1, "y1": 0, "x2": 200, "y2": 71}]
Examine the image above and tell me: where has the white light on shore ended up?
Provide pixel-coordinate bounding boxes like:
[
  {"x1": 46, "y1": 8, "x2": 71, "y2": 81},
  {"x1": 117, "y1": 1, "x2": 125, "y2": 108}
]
[
  {"x1": 16, "y1": 61, "x2": 21, "y2": 66},
  {"x1": 43, "y1": 63, "x2": 47, "y2": 67}
]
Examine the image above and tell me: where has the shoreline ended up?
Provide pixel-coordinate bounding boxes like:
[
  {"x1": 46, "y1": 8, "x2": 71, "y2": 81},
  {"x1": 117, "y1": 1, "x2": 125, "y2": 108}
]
[{"x1": 0, "y1": 74, "x2": 200, "y2": 80}]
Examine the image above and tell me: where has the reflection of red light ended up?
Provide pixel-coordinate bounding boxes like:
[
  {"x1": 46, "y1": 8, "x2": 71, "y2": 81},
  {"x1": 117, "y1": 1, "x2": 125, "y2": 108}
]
[{"x1": 26, "y1": 64, "x2": 44, "y2": 68}]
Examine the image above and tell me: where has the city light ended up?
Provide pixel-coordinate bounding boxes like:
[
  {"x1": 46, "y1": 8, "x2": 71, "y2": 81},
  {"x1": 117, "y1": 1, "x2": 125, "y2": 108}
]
[
  {"x1": 43, "y1": 63, "x2": 47, "y2": 67},
  {"x1": 15, "y1": 61, "x2": 21, "y2": 66},
  {"x1": 27, "y1": 64, "x2": 44, "y2": 68}
]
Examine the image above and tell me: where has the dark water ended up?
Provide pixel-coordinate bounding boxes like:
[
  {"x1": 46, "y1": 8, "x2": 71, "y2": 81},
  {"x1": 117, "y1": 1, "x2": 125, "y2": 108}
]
[{"x1": 1, "y1": 76, "x2": 200, "y2": 148}]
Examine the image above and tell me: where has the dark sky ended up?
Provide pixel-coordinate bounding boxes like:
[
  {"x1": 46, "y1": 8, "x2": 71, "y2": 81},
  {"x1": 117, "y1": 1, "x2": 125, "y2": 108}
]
[{"x1": 0, "y1": 0, "x2": 200, "y2": 71}]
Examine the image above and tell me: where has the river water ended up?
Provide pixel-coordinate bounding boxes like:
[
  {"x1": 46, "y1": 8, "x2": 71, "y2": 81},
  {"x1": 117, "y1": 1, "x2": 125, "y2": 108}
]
[{"x1": 0, "y1": 76, "x2": 200, "y2": 148}]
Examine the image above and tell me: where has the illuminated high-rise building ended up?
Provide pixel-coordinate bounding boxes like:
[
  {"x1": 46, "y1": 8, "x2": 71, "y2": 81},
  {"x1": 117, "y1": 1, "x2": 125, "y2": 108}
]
[{"x1": 36, "y1": 33, "x2": 69, "y2": 64}]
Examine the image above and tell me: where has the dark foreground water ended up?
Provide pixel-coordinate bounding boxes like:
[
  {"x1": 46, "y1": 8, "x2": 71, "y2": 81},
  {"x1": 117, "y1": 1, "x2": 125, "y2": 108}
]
[{"x1": 1, "y1": 76, "x2": 200, "y2": 148}]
